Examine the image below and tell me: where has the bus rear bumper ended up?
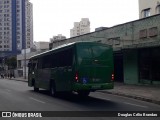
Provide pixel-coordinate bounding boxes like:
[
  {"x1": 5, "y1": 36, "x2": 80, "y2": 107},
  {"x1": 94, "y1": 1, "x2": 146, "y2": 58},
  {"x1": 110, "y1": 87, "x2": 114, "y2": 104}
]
[{"x1": 72, "y1": 82, "x2": 114, "y2": 91}]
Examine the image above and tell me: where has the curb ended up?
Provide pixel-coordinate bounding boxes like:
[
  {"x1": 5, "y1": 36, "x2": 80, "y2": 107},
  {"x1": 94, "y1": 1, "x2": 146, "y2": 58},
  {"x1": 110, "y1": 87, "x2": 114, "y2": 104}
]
[
  {"x1": 98, "y1": 90, "x2": 160, "y2": 105},
  {"x1": 6, "y1": 78, "x2": 27, "y2": 83}
]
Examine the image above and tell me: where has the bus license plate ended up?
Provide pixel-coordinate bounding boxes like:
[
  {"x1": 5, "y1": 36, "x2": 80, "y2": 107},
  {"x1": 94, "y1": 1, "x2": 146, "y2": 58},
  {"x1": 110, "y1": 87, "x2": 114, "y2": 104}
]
[{"x1": 92, "y1": 85, "x2": 101, "y2": 89}]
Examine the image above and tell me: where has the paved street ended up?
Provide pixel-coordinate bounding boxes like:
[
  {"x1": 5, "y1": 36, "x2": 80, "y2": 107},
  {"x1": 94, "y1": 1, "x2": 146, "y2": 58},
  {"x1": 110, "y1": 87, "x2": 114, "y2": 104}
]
[{"x1": 0, "y1": 78, "x2": 160, "y2": 120}]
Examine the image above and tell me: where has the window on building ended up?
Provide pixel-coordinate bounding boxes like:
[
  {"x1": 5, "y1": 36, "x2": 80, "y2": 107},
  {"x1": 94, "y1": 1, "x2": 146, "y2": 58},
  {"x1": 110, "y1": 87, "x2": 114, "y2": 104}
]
[
  {"x1": 17, "y1": 5, "x2": 20, "y2": 8},
  {"x1": 17, "y1": 36, "x2": 20, "y2": 39},
  {"x1": 17, "y1": 18, "x2": 20, "y2": 21},
  {"x1": 114, "y1": 37, "x2": 120, "y2": 45},
  {"x1": 16, "y1": 1, "x2": 20, "y2": 4},
  {"x1": 143, "y1": 8, "x2": 150, "y2": 18},
  {"x1": 156, "y1": 5, "x2": 160, "y2": 14},
  {"x1": 17, "y1": 44, "x2": 20, "y2": 49},
  {"x1": 17, "y1": 27, "x2": 20, "y2": 30}
]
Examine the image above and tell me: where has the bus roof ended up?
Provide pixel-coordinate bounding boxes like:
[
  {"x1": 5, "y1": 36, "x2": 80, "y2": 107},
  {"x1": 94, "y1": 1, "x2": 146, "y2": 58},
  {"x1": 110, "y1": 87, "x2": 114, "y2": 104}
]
[
  {"x1": 30, "y1": 42, "x2": 75, "y2": 59},
  {"x1": 29, "y1": 41, "x2": 111, "y2": 60}
]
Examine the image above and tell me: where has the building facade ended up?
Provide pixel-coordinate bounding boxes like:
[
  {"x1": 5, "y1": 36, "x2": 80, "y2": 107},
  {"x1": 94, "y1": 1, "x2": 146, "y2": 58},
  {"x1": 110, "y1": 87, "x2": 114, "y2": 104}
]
[
  {"x1": 139, "y1": 0, "x2": 160, "y2": 18},
  {"x1": 50, "y1": 34, "x2": 66, "y2": 42},
  {"x1": 70, "y1": 18, "x2": 90, "y2": 37},
  {"x1": 0, "y1": 0, "x2": 33, "y2": 58},
  {"x1": 49, "y1": 34, "x2": 66, "y2": 49},
  {"x1": 34, "y1": 41, "x2": 49, "y2": 51},
  {"x1": 17, "y1": 41, "x2": 49, "y2": 78},
  {"x1": 25, "y1": 0, "x2": 33, "y2": 49},
  {"x1": 51, "y1": 14, "x2": 160, "y2": 85}
]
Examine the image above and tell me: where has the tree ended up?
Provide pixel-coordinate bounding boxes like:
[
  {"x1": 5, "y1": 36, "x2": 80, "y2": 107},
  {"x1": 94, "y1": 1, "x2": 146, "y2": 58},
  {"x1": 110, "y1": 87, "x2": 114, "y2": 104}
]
[{"x1": 5, "y1": 57, "x2": 17, "y2": 69}]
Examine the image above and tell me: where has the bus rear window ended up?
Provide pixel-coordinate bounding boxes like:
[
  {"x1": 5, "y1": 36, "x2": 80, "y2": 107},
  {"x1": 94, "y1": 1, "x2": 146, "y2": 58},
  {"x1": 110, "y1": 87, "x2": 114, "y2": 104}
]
[
  {"x1": 78, "y1": 46, "x2": 92, "y2": 59},
  {"x1": 77, "y1": 46, "x2": 92, "y2": 65},
  {"x1": 92, "y1": 46, "x2": 108, "y2": 59},
  {"x1": 77, "y1": 45, "x2": 110, "y2": 65}
]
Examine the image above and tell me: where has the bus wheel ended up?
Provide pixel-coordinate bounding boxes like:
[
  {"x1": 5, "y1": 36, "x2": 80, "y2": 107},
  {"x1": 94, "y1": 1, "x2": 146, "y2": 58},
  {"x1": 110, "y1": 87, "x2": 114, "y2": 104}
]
[
  {"x1": 34, "y1": 85, "x2": 39, "y2": 92},
  {"x1": 33, "y1": 80, "x2": 39, "y2": 92},
  {"x1": 77, "y1": 90, "x2": 90, "y2": 97},
  {"x1": 50, "y1": 82, "x2": 57, "y2": 97}
]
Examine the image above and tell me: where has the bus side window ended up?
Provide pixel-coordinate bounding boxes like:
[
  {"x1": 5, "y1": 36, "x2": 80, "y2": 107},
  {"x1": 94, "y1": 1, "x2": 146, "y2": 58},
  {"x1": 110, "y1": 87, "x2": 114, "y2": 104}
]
[
  {"x1": 37, "y1": 58, "x2": 43, "y2": 69},
  {"x1": 28, "y1": 62, "x2": 32, "y2": 72},
  {"x1": 58, "y1": 48, "x2": 73, "y2": 67},
  {"x1": 32, "y1": 63, "x2": 36, "y2": 70},
  {"x1": 65, "y1": 48, "x2": 73, "y2": 66},
  {"x1": 42, "y1": 55, "x2": 52, "y2": 68},
  {"x1": 28, "y1": 62, "x2": 31, "y2": 67},
  {"x1": 50, "y1": 53, "x2": 58, "y2": 68},
  {"x1": 28, "y1": 60, "x2": 37, "y2": 71}
]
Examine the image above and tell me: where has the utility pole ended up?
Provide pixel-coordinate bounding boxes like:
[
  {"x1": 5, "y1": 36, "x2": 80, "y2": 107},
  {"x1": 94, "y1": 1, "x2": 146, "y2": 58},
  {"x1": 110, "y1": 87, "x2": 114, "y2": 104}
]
[{"x1": 24, "y1": 47, "x2": 26, "y2": 79}]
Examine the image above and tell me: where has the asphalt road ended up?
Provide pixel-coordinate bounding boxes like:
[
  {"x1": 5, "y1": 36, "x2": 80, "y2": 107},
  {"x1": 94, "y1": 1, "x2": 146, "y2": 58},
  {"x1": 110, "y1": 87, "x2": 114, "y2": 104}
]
[{"x1": 0, "y1": 78, "x2": 160, "y2": 120}]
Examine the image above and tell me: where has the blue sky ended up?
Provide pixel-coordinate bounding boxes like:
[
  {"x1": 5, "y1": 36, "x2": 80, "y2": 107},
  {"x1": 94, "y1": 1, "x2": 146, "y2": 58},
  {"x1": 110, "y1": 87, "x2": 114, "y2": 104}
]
[{"x1": 30, "y1": 0, "x2": 139, "y2": 42}]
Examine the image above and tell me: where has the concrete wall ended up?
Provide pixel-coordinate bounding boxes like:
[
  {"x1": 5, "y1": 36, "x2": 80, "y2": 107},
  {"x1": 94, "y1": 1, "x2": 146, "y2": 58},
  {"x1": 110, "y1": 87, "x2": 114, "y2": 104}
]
[{"x1": 52, "y1": 14, "x2": 160, "y2": 51}]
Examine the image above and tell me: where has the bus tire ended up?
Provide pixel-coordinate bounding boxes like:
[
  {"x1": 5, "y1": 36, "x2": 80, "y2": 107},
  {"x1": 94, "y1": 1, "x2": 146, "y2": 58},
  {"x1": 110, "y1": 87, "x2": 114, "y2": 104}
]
[
  {"x1": 33, "y1": 80, "x2": 39, "y2": 92},
  {"x1": 77, "y1": 90, "x2": 90, "y2": 97},
  {"x1": 50, "y1": 81, "x2": 57, "y2": 97},
  {"x1": 34, "y1": 86, "x2": 39, "y2": 92}
]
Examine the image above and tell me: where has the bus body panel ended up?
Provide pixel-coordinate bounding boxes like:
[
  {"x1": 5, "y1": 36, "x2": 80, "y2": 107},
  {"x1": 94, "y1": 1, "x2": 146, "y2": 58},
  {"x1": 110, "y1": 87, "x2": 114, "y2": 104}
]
[
  {"x1": 36, "y1": 69, "x2": 51, "y2": 89},
  {"x1": 72, "y1": 43, "x2": 114, "y2": 91},
  {"x1": 51, "y1": 67, "x2": 73, "y2": 91}
]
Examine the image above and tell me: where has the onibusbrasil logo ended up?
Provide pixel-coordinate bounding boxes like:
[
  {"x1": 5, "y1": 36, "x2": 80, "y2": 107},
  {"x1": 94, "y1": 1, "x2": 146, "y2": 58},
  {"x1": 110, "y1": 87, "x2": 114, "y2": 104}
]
[{"x1": 1, "y1": 112, "x2": 42, "y2": 118}]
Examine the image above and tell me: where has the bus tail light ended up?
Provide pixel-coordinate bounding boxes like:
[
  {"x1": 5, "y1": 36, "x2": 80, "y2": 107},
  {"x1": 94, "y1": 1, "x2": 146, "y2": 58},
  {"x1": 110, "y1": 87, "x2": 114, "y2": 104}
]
[
  {"x1": 75, "y1": 72, "x2": 79, "y2": 82},
  {"x1": 111, "y1": 73, "x2": 114, "y2": 81}
]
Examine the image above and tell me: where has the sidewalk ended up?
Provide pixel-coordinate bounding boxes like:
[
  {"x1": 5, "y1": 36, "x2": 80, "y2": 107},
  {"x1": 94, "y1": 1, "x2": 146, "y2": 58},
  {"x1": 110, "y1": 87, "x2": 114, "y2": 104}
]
[
  {"x1": 8, "y1": 77, "x2": 28, "y2": 82},
  {"x1": 8, "y1": 77, "x2": 160, "y2": 105},
  {"x1": 98, "y1": 82, "x2": 160, "y2": 105}
]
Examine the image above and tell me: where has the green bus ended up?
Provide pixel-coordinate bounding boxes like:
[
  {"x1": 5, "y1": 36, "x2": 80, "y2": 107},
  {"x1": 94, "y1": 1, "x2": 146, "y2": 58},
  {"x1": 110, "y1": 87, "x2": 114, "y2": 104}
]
[{"x1": 28, "y1": 42, "x2": 114, "y2": 97}]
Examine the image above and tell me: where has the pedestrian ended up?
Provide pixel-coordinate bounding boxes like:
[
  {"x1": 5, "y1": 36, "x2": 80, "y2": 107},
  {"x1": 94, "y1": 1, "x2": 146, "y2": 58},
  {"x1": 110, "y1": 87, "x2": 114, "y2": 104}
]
[
  {"x1": 4, "y1": 73, "x2": 6, "y2": 78},
  {"x1": 1, "y1": 74, "x2": 4, "y2": 78},
  {"x1": 9, "y1": 73, "x2": 12, "y2": 79}
]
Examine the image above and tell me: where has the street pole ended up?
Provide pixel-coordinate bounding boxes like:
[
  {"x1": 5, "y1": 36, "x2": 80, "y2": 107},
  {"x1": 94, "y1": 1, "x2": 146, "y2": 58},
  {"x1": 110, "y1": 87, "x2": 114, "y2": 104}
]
[
  {"x1": 24, "y1": 47, "x2": 26, "y2": 79},
  {"x1": 23, "y1": 32, "x2": 26, "y2": 79}
]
